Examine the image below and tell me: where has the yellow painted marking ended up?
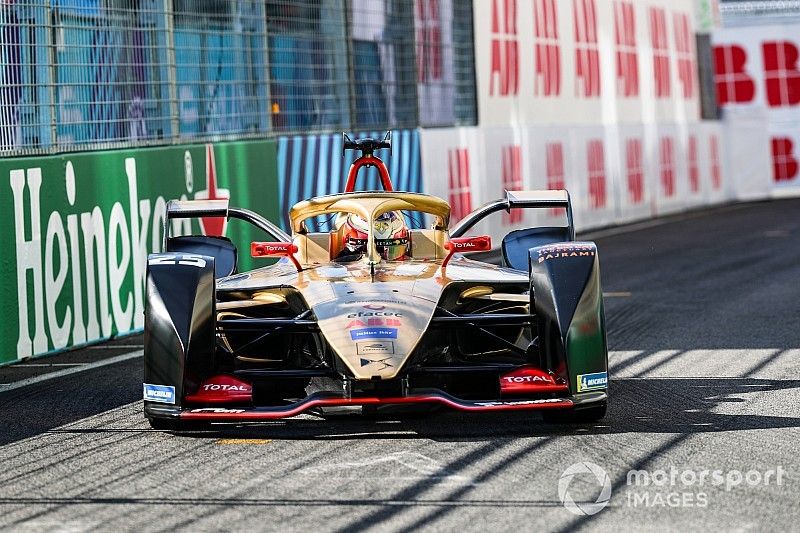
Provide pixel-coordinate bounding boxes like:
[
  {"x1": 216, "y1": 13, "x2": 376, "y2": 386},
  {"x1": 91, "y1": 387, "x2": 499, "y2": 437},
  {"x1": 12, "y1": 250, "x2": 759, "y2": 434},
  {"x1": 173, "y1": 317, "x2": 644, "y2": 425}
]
[
  {"x1": 603, "y1": 292, "x2": 631, "y2": 297},
  {"x1": 215, "y1": 439, "x2": 272, "y2": 445}
]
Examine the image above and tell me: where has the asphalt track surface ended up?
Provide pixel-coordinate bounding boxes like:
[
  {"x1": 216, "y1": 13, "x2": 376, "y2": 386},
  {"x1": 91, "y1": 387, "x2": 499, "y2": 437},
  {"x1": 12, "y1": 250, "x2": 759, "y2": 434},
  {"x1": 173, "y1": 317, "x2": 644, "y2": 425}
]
[{"x1": 1, "y1": 199, "x2": 799, "y2": 532}]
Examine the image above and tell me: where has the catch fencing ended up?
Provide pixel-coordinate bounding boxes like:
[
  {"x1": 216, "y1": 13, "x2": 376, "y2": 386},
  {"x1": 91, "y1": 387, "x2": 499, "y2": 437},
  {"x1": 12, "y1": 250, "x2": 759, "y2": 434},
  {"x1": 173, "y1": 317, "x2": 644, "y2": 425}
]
[{"x1": 0, "y1": 0, "x2": 478, "y2": 155}]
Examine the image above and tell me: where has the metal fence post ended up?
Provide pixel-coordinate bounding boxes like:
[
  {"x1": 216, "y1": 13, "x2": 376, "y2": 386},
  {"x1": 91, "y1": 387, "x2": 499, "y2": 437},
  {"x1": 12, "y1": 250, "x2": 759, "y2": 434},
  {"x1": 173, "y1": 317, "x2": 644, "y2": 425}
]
[
  {"x1": 163, "y1": 0, "x2": 179, "y2": 141},
  {"x1": 258, "y1": 0, "x2": 273, "y2": 134},
  {"x1": 344, "y1": 0, "x2": 357, "y2": 132},
  {"x1": 46, "y1": 0, "x2": 57, "y2": 152}
]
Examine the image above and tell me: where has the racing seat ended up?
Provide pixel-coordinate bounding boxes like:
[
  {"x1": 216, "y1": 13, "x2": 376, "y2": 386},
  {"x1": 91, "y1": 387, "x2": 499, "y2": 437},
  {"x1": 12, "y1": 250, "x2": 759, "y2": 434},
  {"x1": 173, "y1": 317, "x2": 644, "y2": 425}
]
[{"x1": 166, "y1": 235, "x2": 238, "y2": 278}]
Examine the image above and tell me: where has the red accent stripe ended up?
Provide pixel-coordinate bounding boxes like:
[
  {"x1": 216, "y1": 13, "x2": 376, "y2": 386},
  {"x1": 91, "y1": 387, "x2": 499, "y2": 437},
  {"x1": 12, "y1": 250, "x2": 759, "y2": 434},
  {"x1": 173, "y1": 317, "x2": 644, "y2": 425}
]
[
  {"x1": 181, "y1": 394, "x2": 575, "y2": 421},
  {"x1": 503, "y1": 384, "x2": 569, "y2": 394}
]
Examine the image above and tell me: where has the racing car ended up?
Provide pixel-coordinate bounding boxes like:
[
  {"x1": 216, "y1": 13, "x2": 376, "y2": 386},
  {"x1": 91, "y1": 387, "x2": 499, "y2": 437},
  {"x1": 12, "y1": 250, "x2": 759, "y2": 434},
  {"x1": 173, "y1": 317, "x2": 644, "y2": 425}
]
[{"x1": 143, "y1": 133, "x2": 609, "y2": 430}]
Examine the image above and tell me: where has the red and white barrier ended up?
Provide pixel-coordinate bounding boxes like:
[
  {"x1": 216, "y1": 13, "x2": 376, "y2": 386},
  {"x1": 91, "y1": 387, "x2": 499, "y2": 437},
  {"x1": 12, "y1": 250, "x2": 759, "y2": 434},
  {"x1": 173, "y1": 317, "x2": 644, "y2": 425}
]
[
  {"x1": 420, "y1": 122, "x2": 728, "y2": 239},
  {"x1": 416, "y1": 1, "x2": 800, "y2": 238},
  {"x1": 473, "y1": 0, "x2": 700, "y2": 127},
  {"x1": 713, "y1": 24, "x2": 800, "y2": 196}
]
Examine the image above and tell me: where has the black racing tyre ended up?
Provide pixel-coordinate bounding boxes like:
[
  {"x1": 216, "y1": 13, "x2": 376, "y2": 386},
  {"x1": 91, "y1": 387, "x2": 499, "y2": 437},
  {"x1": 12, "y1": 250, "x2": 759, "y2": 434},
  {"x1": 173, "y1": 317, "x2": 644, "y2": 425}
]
[{"x1": 542, "y1": 401, "x2": 607, "y2": 423}]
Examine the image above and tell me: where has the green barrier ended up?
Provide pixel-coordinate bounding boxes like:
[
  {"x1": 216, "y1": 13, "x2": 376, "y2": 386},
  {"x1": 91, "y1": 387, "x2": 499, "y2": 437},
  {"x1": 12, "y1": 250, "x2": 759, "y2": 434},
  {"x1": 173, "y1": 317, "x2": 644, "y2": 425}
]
[{"x1": 0, "y1": 140, "x2": 279, "y2": 365}]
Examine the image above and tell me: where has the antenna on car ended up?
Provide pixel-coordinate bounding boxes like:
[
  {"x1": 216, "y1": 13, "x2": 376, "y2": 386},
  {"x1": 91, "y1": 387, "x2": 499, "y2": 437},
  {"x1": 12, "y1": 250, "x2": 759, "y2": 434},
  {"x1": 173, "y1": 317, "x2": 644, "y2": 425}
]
[
  {"x1": 382, "y1": 130, "x2": 392, "y2": 155},
  {"x1": 342, "y1": 131, "x2": 392, "y2": 157},
  {"x1": 342, "y1": 132, "x2": 355, "y2": 155},
  {"x1": 341, "y1": 131, "x2": 394, "y2": 192}
]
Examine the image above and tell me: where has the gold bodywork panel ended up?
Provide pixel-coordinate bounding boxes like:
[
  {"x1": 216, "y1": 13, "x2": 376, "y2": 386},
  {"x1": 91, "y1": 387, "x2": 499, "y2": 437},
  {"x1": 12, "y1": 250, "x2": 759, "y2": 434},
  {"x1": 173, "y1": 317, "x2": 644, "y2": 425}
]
[
  {"x1": 216, "y1": 192, "x2": 526, "y2": 380},
  {"x1": 217, "y1": 258, "x2": 528, "y2": 380}
]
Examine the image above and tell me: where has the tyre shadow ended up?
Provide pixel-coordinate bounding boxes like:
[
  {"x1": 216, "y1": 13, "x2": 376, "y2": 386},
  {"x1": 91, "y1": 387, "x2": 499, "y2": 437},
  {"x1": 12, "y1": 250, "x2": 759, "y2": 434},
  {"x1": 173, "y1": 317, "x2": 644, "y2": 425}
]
[{"x1": 151, "y1": 377, "x2": 800, "y2": 441}]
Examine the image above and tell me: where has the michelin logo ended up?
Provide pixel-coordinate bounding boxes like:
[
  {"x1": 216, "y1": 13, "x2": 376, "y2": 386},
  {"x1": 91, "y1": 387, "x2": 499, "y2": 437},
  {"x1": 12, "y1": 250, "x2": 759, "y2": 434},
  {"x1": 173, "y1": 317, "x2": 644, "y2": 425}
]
[
  {"x1": 143, "y1": 383, "x2": 176, "y2": 404},
  {"x1": 576, "y1": 372, "x2": 608, "y2": 392}
]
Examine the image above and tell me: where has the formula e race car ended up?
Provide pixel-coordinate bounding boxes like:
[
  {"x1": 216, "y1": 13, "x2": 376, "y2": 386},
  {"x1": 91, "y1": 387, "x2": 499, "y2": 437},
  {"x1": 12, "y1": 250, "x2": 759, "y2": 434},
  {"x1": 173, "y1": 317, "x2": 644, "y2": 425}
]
[{"x1": 143, "y1": 133, "x2": 609, "y2": 430}]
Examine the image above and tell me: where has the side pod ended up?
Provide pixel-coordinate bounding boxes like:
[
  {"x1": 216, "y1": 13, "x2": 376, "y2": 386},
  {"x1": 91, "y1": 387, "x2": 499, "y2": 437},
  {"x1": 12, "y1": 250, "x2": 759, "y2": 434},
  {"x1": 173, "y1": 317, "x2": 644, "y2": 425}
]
[
  {"x1": 144, "y1": 253, "x2": 216, "y2": 415},
  {"x1": 529, "y1": 242, "x2": 608, "y2": 394}
]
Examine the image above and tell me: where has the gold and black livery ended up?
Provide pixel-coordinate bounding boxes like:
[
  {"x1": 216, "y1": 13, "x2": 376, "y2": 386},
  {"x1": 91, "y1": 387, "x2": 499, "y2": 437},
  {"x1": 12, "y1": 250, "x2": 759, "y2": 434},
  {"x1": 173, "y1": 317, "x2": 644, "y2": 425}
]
[{"x1": 143, "y1": 134, "x2": 608, "y2": 430}]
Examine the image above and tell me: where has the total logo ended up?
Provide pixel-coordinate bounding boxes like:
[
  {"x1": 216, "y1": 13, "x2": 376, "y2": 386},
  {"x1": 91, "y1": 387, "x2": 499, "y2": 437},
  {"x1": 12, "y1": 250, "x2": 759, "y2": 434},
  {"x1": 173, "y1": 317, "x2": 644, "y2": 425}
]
[
  {"x1": 262, "y1": 244, "x2": 291, "y2": 253},
  {"x1": 202, "y1": 384, "x2": 250, "y2": 392},
  {"x1": 502, "y1": 375, "x2": 555, "y2": 384}
]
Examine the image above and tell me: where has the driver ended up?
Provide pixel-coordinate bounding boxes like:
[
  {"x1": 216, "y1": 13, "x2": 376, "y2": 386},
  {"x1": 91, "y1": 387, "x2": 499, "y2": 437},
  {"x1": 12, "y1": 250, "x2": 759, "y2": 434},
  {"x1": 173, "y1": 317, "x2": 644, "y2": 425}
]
[{"x1": 337, "y1": 211, "x2": 409, "y2": 261}]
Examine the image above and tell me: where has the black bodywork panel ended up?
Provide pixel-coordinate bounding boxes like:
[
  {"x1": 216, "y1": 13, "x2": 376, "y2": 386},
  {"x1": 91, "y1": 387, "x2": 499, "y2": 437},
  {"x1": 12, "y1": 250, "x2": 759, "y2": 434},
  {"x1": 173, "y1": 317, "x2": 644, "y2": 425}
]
[
  {"x1": 529, "y1": 242, "x2": 608, "y2": 393},
  {"x1": 144, "y1": 254, "x2": 216, "y2": 411}
]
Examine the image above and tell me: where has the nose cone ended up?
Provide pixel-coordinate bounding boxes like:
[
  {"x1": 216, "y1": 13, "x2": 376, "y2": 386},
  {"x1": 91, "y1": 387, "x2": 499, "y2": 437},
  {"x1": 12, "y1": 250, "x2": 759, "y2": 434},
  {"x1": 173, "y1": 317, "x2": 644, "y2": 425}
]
[{"x1": 312, "y1": 291, "x2": 438, "y2": 380}]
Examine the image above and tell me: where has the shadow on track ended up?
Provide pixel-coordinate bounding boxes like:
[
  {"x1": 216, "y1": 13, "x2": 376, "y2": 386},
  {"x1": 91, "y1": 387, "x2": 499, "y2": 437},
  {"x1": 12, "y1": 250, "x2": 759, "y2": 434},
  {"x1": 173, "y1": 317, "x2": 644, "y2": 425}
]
[
  {"x1": 46, "y1": 377, "x2": 800, "y2": 441},
  {"x1": 0, "y1": 358, "x2": 142, "y2": 447}
]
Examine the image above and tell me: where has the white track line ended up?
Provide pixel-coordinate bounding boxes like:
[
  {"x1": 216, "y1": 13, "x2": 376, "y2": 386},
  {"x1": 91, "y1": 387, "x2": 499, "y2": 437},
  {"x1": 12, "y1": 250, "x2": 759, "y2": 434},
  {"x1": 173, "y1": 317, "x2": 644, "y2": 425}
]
[
  {"x1": 12, "y1": 363, "x2": 87, "y2": 367},
  {"x1": 0, "y1": 350, "x2": 143, "y2": 393},
  {"x1": 88, "y1": 344, "x2": 143, "y2": 349}
]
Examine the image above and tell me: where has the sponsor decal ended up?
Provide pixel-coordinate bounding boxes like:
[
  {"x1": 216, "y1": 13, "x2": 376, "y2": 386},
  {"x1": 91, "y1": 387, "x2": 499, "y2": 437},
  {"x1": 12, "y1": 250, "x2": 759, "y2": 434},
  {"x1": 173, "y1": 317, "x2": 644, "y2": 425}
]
[
  {"x1": 346, "y1": 318, "x2": 402, "y2": 328},
  {"x1": 202, "y1": 384, "x2": 249, "y2": 392},
  {"x1": 501, "y1": 145, "x2": 523, "y2": 224},
  {"x1": 11, "y1": 159, "x2": 161, "y2": 359},
  {"x1": 448, "y1": 148, "x2": 472, "y2": 222},
  {"x1": 362, "y1": 304, "x2": 385, "y2": 311},
  {"x1": 445, "y1": 236, "x2": 491, "y2": 251},
  {"x1": 488, "y1": 0, "x2": 519, "y2": 97},
  {"x1": 356, "y1": 341, "x2": 395, "y2": 355},
  {"x1": 359, "y1": 356, "x2": 394, "y2": 370},
  {"x1": 184, "y1": 374, "x2": 253, "y2": 403},
  {"x1": 252, "y1": 242, "x2": 296, "y2": 256},
  {"x1": 577, "y1": 371, "x2": 608, "y2": 392},
  {"x1": 474, "y1": 398, "x2": 564, "y2": 407},
  {"x1": 347, "y1": 311, "x2": 403, "y2": 318},
  {"x1": 350, "y1": 327, "x2": 398, "y2": 340},
  {"x1": 6, "y1": 142, "x2": 263, "y2": 363},
  {"x1": 502, "y1": 375, "x2": 554, "y2": 384},
  {"x1": 500, "y1": 366, "x2": 563, "y2": 394},
  {"x1": 188, "y1": 407, "x2": 246, "y2": 414},
  {"x1": 537, "y1": 244, "x2": 596, "y2": 263},
  {"x1": 143, "y1": 383, "x2": 176, "y2": 404}
]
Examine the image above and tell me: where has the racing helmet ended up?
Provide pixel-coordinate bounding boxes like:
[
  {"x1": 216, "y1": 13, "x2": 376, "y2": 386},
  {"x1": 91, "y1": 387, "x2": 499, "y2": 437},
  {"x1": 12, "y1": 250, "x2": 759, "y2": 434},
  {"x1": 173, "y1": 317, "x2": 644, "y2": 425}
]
[{"x1": 341, "y1": 211, "x2": 409, "y2": 260}]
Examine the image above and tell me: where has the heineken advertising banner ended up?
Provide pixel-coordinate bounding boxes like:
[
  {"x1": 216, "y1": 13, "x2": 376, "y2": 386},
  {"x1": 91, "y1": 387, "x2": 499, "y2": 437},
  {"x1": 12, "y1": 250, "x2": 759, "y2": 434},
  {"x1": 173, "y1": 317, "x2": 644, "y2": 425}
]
[{"x1": 0, "y1": 140, "x2": 279, "y2": 365}]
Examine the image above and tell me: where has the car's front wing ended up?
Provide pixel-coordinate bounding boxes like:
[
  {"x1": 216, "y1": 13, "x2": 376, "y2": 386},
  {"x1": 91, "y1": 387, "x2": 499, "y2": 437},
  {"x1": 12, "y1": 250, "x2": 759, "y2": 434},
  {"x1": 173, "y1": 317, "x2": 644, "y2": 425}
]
[{"x1": 146, "y1": 389, "x2": 607, "y2": 422}]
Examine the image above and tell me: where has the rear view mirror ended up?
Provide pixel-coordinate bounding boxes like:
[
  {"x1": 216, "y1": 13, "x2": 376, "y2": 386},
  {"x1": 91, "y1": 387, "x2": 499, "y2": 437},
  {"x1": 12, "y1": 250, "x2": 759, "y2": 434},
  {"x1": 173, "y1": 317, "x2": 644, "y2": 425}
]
[
  {"x1": 251, "y1": 242, "x2": 301, "y2": 271},
  {"x1": 442, "y1": 236, "x2": 492, "y2": 268}
]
